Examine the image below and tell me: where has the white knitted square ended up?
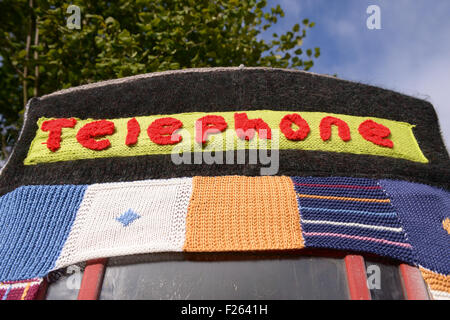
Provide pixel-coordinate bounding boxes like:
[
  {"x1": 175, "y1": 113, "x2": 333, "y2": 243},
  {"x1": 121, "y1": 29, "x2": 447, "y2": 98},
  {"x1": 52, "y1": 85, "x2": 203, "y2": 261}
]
[
  {"x1": 54, "y1": 178, "x2": 193, "y2": 269},
  {"x1": 430, "y1": 290, "x2": 450, "y2": 300}
]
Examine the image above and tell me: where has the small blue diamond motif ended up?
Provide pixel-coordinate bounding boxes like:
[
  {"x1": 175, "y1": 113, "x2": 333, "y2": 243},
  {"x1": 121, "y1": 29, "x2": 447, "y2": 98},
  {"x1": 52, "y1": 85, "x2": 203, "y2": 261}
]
[{"x1": 116, "y1": 209, "x2": 140, "y2": 227}]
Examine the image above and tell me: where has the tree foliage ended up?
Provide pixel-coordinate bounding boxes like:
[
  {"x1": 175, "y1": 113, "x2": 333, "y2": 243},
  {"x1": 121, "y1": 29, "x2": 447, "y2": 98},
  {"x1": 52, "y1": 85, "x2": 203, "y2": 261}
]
[{"x1": 0, "y1": 0, "x2": 320, "y2": 162}]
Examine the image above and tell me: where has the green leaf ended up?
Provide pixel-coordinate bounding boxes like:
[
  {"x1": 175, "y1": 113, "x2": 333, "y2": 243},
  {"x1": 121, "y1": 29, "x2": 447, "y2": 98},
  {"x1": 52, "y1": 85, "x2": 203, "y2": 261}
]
[{"x1": 105, "y1": 17, "x2": 116, "y2": 24}]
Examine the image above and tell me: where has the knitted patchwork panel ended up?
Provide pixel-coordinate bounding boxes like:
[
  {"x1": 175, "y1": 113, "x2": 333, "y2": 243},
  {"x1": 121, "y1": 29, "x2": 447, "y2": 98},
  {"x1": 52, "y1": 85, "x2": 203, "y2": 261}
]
[
  {"x1": 0, "y1": 278, "x2": 42, "y2": 300},
  {"x1": 379, "y1": 180, "x2": 449, "y2": 275},
  {"x1": 54, "y1": 178, "x2": 193, "y2": 269},
  {"x1": 184, "y1": 176, "x2": 303, "y2": 252},
  {"x1": 292, "y1": 177, "x2": 415, "y2": 264},
  {"x1": 0, "y1": 175, "x2": 448, "y2": 299},
  {"x1": 0, "y1": 185, "x2": 86, "y2": 281},
  {"x1": 0, "y1": 68, "x2": 449, "y2": 299},
  {"x1": 420, "y1": 268, "x2": 450, "y2": 300}
]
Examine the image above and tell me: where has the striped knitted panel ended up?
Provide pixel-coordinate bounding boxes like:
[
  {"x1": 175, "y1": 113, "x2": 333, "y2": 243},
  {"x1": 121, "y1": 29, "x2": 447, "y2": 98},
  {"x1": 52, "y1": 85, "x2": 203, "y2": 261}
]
[
  {"x1": 54, "y1": 178, "x2": 193, "y2": 270},
  {"x1": 292, "y1": 177, "x2": 415, "y2": 263},
  {"x1": 0, "y1": 185, "x2": 86, "y2": 281},
  {"x1": 380, "y1": 180, "x2": 450, "y2": 275},
  {"x1": 184, "y1": 176, "x2": 304, "y2": 252},
  {"x1": 0, "y1": 278, "x2": 42, "y2": 300},
  {"x1": 420, "y1": 268, "x2": 450, "y2": 300}
]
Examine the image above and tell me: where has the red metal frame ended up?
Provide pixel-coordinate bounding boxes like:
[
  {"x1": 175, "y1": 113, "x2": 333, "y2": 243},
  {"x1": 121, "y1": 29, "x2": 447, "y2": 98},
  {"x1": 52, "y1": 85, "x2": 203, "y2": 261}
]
[
  {"x1": 399, "y1": 263, "x2": 429, "y2": 300},
  {"x1": 344, "y1": 255, "x2": 371, "y2": 300},
  {"x1": 35, "y1": 278, "x2": 49, "y2": 300},
  {"x1": 38, "y1": 253, "x2": 429, "y2": 300},
  {"x1": 77, "y1": 258, "x2": 107, "y2": 300}
]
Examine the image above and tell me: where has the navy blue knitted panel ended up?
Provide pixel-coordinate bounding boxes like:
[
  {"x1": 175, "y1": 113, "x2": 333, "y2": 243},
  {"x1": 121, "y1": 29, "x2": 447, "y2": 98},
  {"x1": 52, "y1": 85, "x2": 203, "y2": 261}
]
[
  {"x1": 292, "y1": 177, "x2": 415, "y2": 264},
  {"x1": 0, "y1": 185, "x2": 86, "y2": 281},
  {"x1": 380, "y1": 180, "x2": 450, "y2": 275}
]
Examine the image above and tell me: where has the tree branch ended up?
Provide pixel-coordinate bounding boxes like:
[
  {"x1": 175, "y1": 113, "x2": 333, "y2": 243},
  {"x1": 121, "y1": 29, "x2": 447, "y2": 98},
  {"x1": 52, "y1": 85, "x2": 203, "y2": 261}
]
[
  {"x1": 34, "y1": 16, "x2": 39, "y2": 97},
  {"x1": 23, "y1": 0, "x2": 33, "y2": 107},
  {"x1": 1, "y1": 134, "x2": 10, "y2": 161}
]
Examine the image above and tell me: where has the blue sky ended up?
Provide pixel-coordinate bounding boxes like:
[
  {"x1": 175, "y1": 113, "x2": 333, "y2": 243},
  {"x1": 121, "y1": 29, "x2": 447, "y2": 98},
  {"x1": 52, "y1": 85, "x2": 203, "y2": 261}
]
[{"x1": 264, "y1": 0, "x2": 450, "y2": 148}]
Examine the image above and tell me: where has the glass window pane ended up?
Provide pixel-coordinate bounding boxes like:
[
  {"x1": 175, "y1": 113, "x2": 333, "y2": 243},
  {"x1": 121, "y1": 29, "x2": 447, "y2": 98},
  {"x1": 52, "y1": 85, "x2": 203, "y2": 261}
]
[
  {"x1": 45, "y1": 264, "x2": 84, "y2": 300},
  {"x1": 100, "y1": 252, "x2": 349, "y2": 300}
]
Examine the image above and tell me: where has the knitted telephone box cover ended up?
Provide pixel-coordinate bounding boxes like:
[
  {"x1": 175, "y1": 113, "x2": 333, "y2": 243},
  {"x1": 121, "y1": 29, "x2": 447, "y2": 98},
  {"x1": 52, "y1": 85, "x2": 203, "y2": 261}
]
[{"x1": 0, "y1": 67, "x2": 449, "y2": 300}]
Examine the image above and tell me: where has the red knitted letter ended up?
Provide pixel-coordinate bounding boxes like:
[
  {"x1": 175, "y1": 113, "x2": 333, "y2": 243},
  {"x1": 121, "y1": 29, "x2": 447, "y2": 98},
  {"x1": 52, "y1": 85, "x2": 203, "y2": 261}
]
[
  {"x1": 76, "y1": 120, "x2": 115, "y2": 150},
  {"x1": 320, "y1": 116, "x2": 351, "y2": 142},
  {"x1": 279, "y1": 113, "x2": 310, "y2": 141},
  {"x1": 41, "y1": 118, "x2": 77, "y2": 152},
  {"x1": 147, "y1": 117, "x2": 183, "y2": 145},
  {"x1": 195, "y1": 115, "x2": 228, "y2": 144},
  {"x1": 125, "y1": 118, "x2": 140, "y2": 146},
  {"x1": 358, "y1": 119, "x2": 394, "y2": 148},
  {"x1": 234, "y1": 113, "x2": 271, "y2": 140}
]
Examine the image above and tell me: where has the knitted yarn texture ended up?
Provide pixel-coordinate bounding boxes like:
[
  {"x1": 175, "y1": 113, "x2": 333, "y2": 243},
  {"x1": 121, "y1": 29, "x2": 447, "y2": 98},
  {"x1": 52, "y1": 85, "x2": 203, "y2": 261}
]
[
  {"x1": 0, "y1": 68, "x2": 449, "y2": 300},
  {"x1": 1, "y1": 68, "x2": 449, "y2": 197},
  {"x1": 293, "y1": 177, "x2": 414, "y2": 264},
  {"x1": 55, "y1": 178, "x2": 193, "y2": 269},
  {"x1": 24, "y1": 110, "x2": 427, "y2": 165},
  {"x1": 0, "y1": 175, "x2": 448, "y2": 300},
  {"x1": 0, "y1": 278, "x2": 42, "y2": 300},
  {"x1": 183, "y1": 176, "x2": 304, "y2": 252}
]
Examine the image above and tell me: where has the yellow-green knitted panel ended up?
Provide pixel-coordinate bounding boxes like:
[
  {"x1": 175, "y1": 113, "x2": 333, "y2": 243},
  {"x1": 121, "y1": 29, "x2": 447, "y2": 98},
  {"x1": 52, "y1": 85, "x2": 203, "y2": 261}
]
[{"x1": 24, "y1": 110, "x2": 428, "y2": 165}]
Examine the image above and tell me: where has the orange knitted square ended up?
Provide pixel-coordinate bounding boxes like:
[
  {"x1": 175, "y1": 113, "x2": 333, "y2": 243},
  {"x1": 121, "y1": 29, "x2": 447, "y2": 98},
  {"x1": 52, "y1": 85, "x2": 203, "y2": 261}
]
[
  {"x1": 420, "y1": 268, "x2": 450, "y2": 294},
  {"x1": 184, "y1": 176, "x2": 304, "y2": 252}
]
